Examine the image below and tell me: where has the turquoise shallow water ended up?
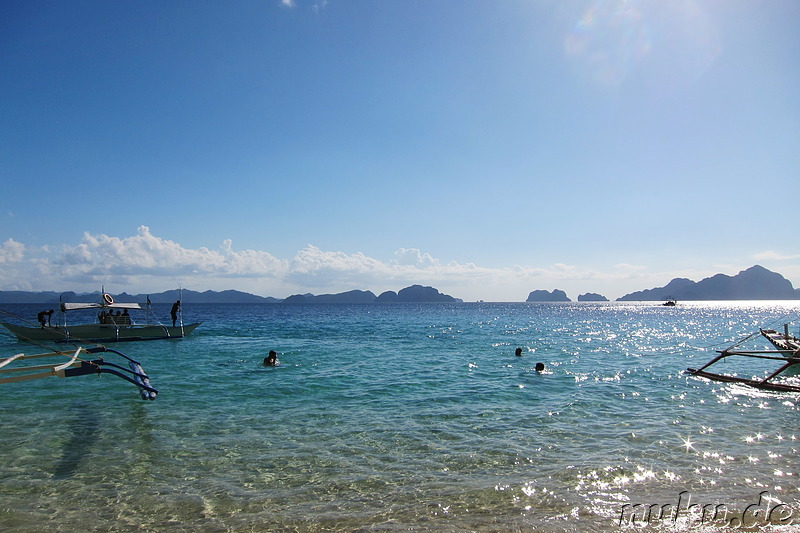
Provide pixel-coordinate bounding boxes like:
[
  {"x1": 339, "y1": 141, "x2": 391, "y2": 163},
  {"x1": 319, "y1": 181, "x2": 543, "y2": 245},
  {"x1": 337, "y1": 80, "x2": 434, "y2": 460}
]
[{"x1": 2, "y1": 301, "x2": 800, "y2": 532}]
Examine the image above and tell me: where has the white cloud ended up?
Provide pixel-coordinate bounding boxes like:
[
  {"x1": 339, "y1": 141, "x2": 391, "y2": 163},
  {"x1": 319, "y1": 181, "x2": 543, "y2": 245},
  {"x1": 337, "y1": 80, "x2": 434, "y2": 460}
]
[
  {"x1": 393, "y1": 248, "x2": 440, "y2": 268},
  {"x1": 219, "y1": 238, "x2": 288, "y2": 277},
  {"x1": 279, "y1": 0, "x2": 328, "y2": 12},
  {"x1": 0, "y1": 239, "x2": 24, "y2": 264},
  {"x1": 291, "y1": 244, "x2": 384, "y2": 274},
  {"x1": 52, "y1": 226, "x2": 287, "y2": 283},
  {"x1": 56, "y1": 226, "x2": 224, "y2": 275},
  {"x1": 1, "y1": 227, "x2": 794, "y2": 300},
  {"x1": 753, "y1": 250, "x2": 800, "y2": 262}
]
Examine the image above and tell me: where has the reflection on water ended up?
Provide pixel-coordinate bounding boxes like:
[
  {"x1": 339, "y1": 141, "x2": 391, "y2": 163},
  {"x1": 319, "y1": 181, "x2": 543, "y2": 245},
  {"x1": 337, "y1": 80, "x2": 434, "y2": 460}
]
[
  {"x1": 1, "y1": 302, "x2": 799, "y2": 531},
  {"x1": 53, "y1": 401, "x2": 99, "y2": 479}
]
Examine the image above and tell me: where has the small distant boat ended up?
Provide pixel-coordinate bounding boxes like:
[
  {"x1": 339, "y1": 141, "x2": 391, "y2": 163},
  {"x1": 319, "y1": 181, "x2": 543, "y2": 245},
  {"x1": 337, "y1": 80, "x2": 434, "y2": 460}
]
[
  {"x1": 0, "y1": 346, "x2": 158, "y2": 400},
  {"x1": 0, "y1": 291, "x2": 200, "y2": 343},
  {"x1": 686, "y1": 323, "x2": 800, "y2": 393},
  {"x1": 662, "y1": 297, "x2": 677, "y2": 307}
]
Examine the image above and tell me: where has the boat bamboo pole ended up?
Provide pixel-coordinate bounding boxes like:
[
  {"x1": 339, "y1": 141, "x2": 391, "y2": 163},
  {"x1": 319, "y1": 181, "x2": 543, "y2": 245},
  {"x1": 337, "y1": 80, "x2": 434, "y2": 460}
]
[
  {"x1": 0, "y1": 353, "x2": 25, "y2": 369},
  {"x1": 0, "y1": 371, "x2": 64, "y2": 384},
  {"x1": 0, "y1": 362, "x2": 80, "y2": 373},
  {"x1": 760, "y1": 361, "x2": 799, "y2": 385},
  {"x1": 179, "y1": 287, "x2": 185, "y2": 337}
]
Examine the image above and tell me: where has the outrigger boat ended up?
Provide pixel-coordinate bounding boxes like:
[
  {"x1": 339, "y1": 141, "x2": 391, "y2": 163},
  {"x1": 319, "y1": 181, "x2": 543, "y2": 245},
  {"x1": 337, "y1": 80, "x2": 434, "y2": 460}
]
[
  {"x1": 761, "y1": 324, "x2": 800, "y2": 353},
  {"x1": 0, "y1": 346, "x2": 157, "y2": 400},
  {"x1": 0, "y1": 292, "x2": 200, "y2": 343},
  {"x1": 687, "y1": 324, "x2": 800, "y2": 393}
]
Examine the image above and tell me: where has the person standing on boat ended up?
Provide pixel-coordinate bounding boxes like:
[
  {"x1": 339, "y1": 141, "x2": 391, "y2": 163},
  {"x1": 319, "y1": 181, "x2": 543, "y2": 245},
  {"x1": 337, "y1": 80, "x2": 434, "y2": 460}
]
[
  {"x1": 170, "y1": 300, "x2": 181, "y2": 327},
  {"x1": 37, "y1": 309, "x2": 54, "y2": 328}
]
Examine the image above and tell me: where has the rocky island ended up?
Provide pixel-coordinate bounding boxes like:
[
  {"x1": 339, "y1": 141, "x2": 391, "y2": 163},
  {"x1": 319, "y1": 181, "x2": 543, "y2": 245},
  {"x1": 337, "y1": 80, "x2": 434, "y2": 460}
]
[
  {"x1": 617, "y1": 265, "x2": 799, "y2": 301},
  {"x1": 526, "y1": 289, "x2": 570, "y2": 302},
  {"x1": 2, "y1": 265, "x2": 798, "y2": 304},
  {"x1": 282, "y1": 285, "x2": 462, "y2": 304},
  {"x1": 578, "y1": 293, "x2": 609, "y2": 302}
]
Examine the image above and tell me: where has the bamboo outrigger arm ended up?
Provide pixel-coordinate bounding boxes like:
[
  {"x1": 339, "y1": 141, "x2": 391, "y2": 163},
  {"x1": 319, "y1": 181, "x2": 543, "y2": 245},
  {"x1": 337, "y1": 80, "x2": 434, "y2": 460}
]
[
  {"x1": 687, "y1": 349, "x2": 800, "y2": 393},
  {"x1": 0, "y1": 346, "x2": 158, "y2": 400}
]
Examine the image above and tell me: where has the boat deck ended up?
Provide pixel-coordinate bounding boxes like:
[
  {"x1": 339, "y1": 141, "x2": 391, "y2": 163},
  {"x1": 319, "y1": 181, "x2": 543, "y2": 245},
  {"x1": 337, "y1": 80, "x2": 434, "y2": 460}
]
[{"x1": 761, "y1": 329, "x2": 800, "y2": 354}]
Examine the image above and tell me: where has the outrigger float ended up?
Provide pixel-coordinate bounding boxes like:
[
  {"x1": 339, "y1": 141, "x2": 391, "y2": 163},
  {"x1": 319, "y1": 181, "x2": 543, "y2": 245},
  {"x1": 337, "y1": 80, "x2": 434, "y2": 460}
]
[
  {"x1": 0, "y1": 346, "x2": 157, "y2": 400},
  {"x1": 687, "y1": 324, "x2": 800, "y2": 393}
]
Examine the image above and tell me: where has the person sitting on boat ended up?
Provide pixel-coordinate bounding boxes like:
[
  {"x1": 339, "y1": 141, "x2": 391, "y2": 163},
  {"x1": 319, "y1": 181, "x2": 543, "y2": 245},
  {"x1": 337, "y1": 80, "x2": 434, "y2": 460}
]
[
  {"x1": 37, "y1": 309, "x2": 54, "y2": 328},
  {"x1": 263, "y1": 350, "x2": 278, "y2": 367},
  {"x1": 170, "y1": 300, "x2": 181, "y2": 327},
  {"x1": 108, "y1": 310, "x2": 122, "y2": 324}
]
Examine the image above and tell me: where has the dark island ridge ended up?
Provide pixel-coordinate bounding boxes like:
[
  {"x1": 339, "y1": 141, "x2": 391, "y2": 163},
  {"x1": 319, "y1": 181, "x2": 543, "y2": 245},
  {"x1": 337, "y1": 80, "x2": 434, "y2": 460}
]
[{"x1": 1, "y1": 266, "x2": 798, "y2": 304}]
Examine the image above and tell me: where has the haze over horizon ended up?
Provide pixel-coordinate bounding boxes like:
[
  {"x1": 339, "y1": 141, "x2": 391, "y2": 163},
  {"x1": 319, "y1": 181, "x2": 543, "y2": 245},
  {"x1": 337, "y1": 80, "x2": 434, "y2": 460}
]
[{"x1": 2, "y1": 1, "x2": 798, "y2": 302}]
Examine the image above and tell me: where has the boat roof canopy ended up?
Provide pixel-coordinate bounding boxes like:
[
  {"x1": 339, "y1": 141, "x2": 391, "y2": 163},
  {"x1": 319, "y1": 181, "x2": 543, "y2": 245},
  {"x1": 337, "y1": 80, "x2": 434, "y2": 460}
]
[{"x1": 60, "y1": 302, "x2": 143, "y2": 311}]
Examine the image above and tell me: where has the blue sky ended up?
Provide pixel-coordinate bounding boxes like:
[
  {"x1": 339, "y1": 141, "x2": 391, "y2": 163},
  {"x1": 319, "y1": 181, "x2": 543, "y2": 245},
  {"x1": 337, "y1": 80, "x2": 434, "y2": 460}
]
[{"x1": 1, "y1": 0, "x2": 798, "y2": 301}]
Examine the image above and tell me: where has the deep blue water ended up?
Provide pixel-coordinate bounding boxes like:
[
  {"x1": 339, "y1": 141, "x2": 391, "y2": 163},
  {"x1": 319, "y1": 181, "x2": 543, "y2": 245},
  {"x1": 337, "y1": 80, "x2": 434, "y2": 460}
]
[{"x1": 2, "y1": 302, "x2": 800, "y2": 532}]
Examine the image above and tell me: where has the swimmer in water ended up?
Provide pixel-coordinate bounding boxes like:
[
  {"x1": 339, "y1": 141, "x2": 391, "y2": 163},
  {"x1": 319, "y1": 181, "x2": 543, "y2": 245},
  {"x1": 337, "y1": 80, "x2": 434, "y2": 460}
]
[
  {"x1": 263, "y1": 350, "x2": 278, "y2": 367},
  {"x1": 535, "y1": 362, "x2": 545, "y2": 372},
  {"x1": 515, "y1": 347, "x2": 523, "y2": 357}
]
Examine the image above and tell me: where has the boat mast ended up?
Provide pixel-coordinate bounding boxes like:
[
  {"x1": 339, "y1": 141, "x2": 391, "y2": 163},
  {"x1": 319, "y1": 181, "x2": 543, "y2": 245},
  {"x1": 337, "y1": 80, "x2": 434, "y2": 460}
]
[{"x1": 179, "y1": 287, "x2": 185, "y2": 336}]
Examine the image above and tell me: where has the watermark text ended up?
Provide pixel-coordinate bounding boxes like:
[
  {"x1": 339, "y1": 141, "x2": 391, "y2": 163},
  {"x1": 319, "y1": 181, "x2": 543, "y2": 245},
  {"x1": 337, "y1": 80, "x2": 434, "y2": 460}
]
[{"x1": 618, "y1": 491, "x2": 796, "y2": 528}]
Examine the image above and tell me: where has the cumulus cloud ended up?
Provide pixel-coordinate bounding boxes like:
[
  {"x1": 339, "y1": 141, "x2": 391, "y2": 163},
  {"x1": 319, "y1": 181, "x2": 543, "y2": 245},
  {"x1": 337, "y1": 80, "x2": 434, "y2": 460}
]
[
  {"x1": 3, "y1": 227, "x2": 771, "y2": 300},
  {"x1": 219, "y1": 238, "x2": 288, "y2": 277},
  {"x1": 54, "y1": 226, "x2": 286, "y2": 281},
  {"x1": 291, "y1": 245, "x2": 384, "y2": 274},
  {"x1": 0, "y1": 239, "x2": 24, "y2": 264},
  {"x1": 286, "y1": 245, "x2": 394, "y2": 289},
  {"x1": 279, "y1": 0, "x2": 328, "y2": 12},
  {"x1": 393, "y1": 248, "x2": 440, "y2": 268},
  {"x1": 753, "y1": 250, "x2": 800, "y2": 261}
]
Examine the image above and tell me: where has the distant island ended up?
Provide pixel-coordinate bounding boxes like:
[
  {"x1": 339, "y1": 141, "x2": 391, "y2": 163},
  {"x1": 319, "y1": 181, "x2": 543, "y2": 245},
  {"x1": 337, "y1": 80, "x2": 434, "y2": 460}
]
[
  {"x1": 616, "y1": 265, "x2": 800, "y2": 301},
  {"x1": 526, "y1": 289, "x2": 570, "y2": 302},
  {"x1": 0, "y1": 285, "x2": 461, "y2": 305},
  {"x1": 283, "y1": 285, "x2": 461, "y2": 304},
  {"x1": 578, "y1": 293, "x2": 609, "y2": 302},
  {"x1": 0, "y1": 289, "x2": 282, "y2": 305},
  {"x1": 524, "y1": 290, "x2": 610, "y2": 302},
  {"x1": 1, "y1": 265, "x2": 797, "y2": 304},
  {"x1": 520, "y1": 265, "x2": 800, "y2": 302}
]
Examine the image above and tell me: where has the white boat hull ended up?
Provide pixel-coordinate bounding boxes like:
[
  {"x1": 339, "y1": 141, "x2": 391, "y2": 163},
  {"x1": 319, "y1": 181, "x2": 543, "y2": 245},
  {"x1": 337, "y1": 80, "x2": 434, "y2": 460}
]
[{"x1": 0, "y1": 322, "x2": 201, "y2": 343}]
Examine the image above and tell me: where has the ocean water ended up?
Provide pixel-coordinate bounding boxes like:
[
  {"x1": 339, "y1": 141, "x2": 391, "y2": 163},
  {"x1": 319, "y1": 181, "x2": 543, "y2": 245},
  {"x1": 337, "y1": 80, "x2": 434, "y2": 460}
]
[{"x1": 1, "y1": 301, "x2": 800, "y2": 532}]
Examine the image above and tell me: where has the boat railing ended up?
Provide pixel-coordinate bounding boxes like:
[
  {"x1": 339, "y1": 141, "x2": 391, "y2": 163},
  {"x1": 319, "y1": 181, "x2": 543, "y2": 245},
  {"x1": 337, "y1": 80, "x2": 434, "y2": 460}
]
[{"x1": 101, "y1": 315, "x2": 132, "y2": 325}]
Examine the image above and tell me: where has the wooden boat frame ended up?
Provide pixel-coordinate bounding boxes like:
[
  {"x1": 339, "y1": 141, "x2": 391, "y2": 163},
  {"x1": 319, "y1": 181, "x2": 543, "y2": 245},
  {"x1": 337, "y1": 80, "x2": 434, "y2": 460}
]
[
  {"x1": 687, "y1": 326, "x2": 800, "y2": 393},
  {"x1": 0, "y1": 346, "x2": 157, "y2": 400}
]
